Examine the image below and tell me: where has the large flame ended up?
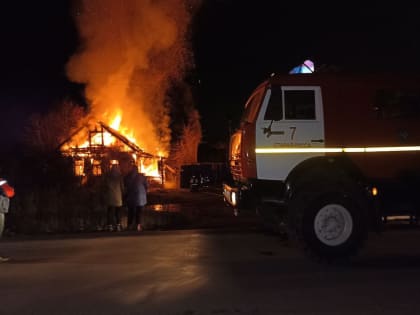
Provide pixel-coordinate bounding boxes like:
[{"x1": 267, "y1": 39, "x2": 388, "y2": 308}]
[{"x1": 66, "y1": 0, "x2": 197, "y2": 157}]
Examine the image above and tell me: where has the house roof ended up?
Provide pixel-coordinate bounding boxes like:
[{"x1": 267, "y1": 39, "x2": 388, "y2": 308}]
[{"x1": 59, "y1": 121, "x2": 155, "y2": 158}]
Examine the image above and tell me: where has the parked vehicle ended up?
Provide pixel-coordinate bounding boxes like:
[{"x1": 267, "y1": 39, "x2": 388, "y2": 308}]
[{"x1": 223, "y1": 71, "x2": 420, "y2": 261}]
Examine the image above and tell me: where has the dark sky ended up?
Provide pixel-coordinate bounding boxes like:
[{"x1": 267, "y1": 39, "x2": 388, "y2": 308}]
[
  {"x1": 0, "y1": 1, "x2": 419, "y2": 150},
  {"x1": 192, "y1": 1, "x2": 420, "y2": 143}
]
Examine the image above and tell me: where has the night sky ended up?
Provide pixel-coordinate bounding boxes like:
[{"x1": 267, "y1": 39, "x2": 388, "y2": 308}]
[{"x1": 0, "y1": 1, "x2": 419, "y2": 151}]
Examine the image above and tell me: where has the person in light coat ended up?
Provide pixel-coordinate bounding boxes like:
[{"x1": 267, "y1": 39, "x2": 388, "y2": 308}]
[
  {"x1": 104, "y1": 164, "x2": 124, "y2": 231},
  {"x1": 124, "y1": 165, "x2": 148, "y2": 231}
]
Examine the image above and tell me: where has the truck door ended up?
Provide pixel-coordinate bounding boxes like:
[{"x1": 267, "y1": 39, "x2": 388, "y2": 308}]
[{"x1": 255, "y1": 85, "x2": 325, "y2": 180}]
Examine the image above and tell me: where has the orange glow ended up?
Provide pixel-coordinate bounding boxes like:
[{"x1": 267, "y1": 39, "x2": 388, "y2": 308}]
[
  {"x1": 62, "y1": 0, "x2": 199, "y2": 180},
  {"x1": 61, "y1": 112, "x2": 165, "y2": 178},
  {"x1": 65, "y1": 0, "x2": 196, "y2": 160},
  {"x1": 140, "y1": 158, "x2": 160, "y2": 177},
  {"x1": 110, "y1": 112, "x2": 121, "y2": 130}
]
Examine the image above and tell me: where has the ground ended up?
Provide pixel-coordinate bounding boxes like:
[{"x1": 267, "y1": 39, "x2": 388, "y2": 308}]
[{"x1": 124, "y1": 186, "x2": 259, "y2": 231}]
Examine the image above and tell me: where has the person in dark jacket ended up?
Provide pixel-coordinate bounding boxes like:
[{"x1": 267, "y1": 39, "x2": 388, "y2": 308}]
[
  {"x1": 104, "y1": 164, "x2": 124, "y2": 232},
  {"x1": 124, "y1": 165, "x2": 148, "y2": 231}
]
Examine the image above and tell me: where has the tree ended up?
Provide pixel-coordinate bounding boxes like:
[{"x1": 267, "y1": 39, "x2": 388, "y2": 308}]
[
  {"x1": 169, "y1": 109, "x2": 202, "y2": 169},
  {"x1": 23, "y1": 100, "x2": 87, "y2": 153}
]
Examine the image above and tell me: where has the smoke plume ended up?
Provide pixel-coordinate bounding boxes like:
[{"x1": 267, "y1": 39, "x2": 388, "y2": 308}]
[{"x1": 66, "y1": 0, "x2": 197, "y2": 156}]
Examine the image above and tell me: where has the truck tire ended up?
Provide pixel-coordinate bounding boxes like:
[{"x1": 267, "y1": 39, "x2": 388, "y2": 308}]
[{"x1": 288, "y1": 182, "x2": 368, "y2": 262}]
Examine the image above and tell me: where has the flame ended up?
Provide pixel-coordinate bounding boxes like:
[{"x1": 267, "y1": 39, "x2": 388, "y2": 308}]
[
  {"x1": 62, "y1": 0, "x2": 201, "y2": 179},
  {"x1": 110, "y1": 113, "x2": 138, "y2": 147},
  {"x1": 110, "y1": 112, "x2": 121, "y2": 130},
  {"x1": 140, "y1": 159, "x2": 161, "y2": 178},
  {"x1": 66, "y1": 0, "x2": 197, "y2": 158},
  {"x1": 61, "y1": 111, "x2": 164, "y2": 177},
  {"x1": 108, "y1": 111, "x2": 164, "y2": 178}
]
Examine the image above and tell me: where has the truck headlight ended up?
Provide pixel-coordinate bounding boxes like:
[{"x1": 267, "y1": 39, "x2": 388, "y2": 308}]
[{"x1": 231, "y1": 192, "x2": 237, "y2": 206}]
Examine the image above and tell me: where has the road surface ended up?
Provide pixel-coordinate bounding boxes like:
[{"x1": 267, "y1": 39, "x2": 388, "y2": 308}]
[{"x1": 1, "y1": 223, "x2": 420, "y2": 315}]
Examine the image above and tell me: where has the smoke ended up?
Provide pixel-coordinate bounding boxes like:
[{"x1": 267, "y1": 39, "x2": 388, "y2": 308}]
[{"x1": 66, "y1": 0, "x2": 198, "y2": 156}]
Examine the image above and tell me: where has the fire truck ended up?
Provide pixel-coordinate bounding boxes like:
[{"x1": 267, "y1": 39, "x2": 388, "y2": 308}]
[{"x1": 223, "y1": 70, "x2": 420, "y2": 261}]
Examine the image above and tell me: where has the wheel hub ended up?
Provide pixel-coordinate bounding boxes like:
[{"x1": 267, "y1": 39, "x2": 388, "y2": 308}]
[{"x1": 314, "y1": 204, "x2": 353, "y2": 246}]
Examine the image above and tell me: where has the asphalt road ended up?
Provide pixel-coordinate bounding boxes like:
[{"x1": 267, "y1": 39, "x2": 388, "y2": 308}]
[{"x1": 1, "y1": 223, "x2": 420, "y2": 315}]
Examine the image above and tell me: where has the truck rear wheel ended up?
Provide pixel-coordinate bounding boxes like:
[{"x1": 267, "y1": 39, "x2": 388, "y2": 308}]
[{"x1": 288, "y1": 184, "x2": 368, "y2": 262}]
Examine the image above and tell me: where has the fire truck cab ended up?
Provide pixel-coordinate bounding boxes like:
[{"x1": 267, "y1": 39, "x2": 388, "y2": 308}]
[{"x1": 223, "y1": 71, "x2": 420, "y2": 261}]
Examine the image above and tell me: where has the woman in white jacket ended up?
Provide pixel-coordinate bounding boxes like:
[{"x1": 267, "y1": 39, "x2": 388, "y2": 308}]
[{"x1": 104, "y1": 165, "x2": 124, "y2": 232}]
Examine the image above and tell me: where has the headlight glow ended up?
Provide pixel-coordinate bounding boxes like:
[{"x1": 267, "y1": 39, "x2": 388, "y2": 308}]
[{"x1": 231, "y1": 192, "x2": 237, "y2": 206}]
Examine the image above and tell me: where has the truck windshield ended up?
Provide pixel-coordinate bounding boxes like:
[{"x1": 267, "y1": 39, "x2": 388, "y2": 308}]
[{"x1": 264, "y1": 86, "x2": 283, "y2": 121}]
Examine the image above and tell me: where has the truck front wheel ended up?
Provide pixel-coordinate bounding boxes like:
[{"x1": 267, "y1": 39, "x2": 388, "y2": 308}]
[
  {"x1": 313, "y1": 202, "x2": 353, "y2": 247},
  {"x1": 289, "y1": 187, "x2": 368, "y2": 262}
]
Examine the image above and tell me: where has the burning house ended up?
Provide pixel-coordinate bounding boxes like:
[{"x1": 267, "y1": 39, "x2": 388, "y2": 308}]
[
  {"x1": 59, "y1": 0, "x2": 200, "y2": 189},
  {"x1": 60, "y1": 120, "x2": 165, "y2": 184}
]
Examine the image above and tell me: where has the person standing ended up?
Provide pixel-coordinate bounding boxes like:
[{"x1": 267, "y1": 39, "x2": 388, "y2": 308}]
[
  {"x1": 124, "y1": 165, "x2": 148, "y2": 231},
  {"x1": 104, "y1": 164, "x2": 124, "y2": 232},
  {"x1": 0, "y1": 178, "x2": 15, "y2": 262}
]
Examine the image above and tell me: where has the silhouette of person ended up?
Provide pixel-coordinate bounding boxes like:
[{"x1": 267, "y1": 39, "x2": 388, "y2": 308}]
[
  {"x1": 124, "y1": 165, "x2": 148, "y2": 231},
  {"x1": 104, "y1": 164, "x2": 124, "y2": 232}
]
